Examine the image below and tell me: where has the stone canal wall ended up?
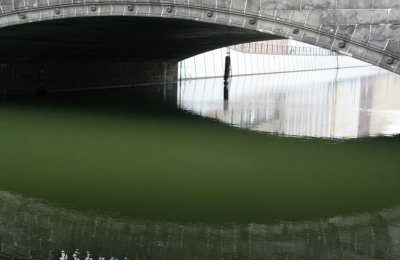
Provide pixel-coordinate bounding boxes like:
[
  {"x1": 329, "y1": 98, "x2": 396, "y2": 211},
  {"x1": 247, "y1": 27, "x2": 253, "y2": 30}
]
[{"x1": 0, "y1": 190, "x2": 399, "y2": 259}]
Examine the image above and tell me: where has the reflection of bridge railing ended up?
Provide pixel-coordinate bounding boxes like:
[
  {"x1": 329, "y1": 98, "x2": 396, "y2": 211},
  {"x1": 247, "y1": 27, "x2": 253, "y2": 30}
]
[{"x1": 231, "y1": 42, "x2": 337, "y2": 56}]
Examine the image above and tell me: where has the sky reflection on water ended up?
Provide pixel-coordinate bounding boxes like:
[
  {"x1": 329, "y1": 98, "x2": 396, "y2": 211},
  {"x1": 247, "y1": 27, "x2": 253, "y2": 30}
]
[{"x1": 178, "y1": 67, "x2": 400, "y2": 139}]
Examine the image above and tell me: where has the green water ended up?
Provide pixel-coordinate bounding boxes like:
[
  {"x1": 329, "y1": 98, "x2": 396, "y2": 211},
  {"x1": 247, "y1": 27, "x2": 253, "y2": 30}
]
[{"x1": 1, "y1": 102, "x2": 399, "y2": 225}]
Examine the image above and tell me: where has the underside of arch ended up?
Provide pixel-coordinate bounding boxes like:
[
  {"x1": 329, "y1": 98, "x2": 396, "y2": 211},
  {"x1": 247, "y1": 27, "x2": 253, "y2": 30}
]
[
  {"x1": 0, "y1": 2, "x2": 398, "y2": 96},
  {"x1": 0, "y1": 16, "x2": 275, "y2": 62}
]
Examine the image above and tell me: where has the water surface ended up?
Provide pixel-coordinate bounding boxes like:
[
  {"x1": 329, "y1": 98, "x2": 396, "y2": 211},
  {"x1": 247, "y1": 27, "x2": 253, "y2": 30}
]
[{"x1": 0, "y1": 67, "x2": 399, "y2": 259}]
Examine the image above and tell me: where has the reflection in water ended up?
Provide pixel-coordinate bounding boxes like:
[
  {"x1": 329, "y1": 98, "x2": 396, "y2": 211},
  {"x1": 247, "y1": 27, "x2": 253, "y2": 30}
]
[
  {"x1": 1, "y1": 190, "x2": 400, "y2": 260},
  {"x1": 179, "y1": 67, "x2": 400, "y2": 139}
]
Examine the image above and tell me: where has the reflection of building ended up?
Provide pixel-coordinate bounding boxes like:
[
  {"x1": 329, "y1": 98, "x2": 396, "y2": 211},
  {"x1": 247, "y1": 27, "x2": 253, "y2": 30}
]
[
  {"x1": 178, "y1": 67, "x2": 400, "y2": 139},
  {"x1": 1, "y1": 190, "x2": 400, "y2": 259}
]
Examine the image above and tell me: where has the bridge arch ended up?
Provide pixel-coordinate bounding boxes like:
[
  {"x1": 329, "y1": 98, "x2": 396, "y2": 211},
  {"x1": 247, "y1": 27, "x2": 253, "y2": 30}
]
[{"x1": 0, "y1": 1, "x2": 399, "y2": 73}]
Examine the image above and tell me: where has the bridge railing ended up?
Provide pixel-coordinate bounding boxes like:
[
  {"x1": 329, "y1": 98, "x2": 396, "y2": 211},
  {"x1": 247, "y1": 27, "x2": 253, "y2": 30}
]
[{"x1": 231, "y1": 42, "x2": 337, "y2": 56}]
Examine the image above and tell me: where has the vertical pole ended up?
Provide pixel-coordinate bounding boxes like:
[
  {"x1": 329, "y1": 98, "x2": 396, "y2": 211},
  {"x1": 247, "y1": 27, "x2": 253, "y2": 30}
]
[
  {"x1": 224, "y1": 50, "x2": 231, "y2": 101},
  {"x1": 224, "y1": 84, "x2": 229, "y2": 101}
]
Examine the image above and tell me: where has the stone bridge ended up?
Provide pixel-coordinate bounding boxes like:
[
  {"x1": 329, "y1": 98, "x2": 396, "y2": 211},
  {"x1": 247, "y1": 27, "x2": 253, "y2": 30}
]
[{"x1": 0, "y1": 0, "x2": 400, "y2": 95}]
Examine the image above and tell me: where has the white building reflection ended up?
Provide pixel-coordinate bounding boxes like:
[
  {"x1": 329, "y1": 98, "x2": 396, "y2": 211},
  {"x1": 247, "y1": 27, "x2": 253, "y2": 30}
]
[{"x1": 178, "y1": 67, "x2": 400, "y2": 139}]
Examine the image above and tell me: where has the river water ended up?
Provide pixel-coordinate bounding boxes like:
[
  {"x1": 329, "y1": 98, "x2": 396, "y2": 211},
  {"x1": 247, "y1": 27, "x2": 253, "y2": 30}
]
[{"x1": 0, "y1": 67, "x2": 400, "y2": 259}]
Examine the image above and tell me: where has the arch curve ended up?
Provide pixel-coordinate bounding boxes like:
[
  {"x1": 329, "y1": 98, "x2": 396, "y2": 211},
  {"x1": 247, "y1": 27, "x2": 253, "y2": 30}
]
[{"x1": 0, "y1": 0, "x2": 399, "y2": 73}]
